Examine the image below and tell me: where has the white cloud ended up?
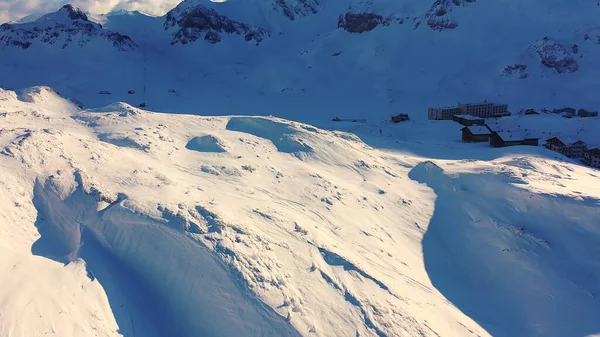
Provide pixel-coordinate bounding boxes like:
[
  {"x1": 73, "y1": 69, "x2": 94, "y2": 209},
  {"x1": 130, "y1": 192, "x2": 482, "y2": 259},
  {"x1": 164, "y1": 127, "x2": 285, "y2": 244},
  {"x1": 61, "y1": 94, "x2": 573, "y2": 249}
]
[{"x1": 0, "y1": 0, "x2": 184, "y2": 23}]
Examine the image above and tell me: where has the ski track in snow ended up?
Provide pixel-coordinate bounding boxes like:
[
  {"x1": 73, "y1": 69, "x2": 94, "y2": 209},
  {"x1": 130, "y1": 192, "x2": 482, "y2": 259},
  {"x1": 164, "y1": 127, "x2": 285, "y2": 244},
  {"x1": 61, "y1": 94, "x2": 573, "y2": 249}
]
[{"x1": 0, "y1": 86, "x2": 599, "y2": 337}]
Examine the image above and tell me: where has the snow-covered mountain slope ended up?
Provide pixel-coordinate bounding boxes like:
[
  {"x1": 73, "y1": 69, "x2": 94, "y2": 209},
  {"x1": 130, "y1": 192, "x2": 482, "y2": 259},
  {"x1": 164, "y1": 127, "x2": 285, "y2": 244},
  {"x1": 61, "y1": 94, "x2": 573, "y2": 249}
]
[
  {"x1": 2, "y1": 86, "x2": 600, "y2": 337},
  {"x1": 0, "y1": 0, "x2": 599, "y2": 122},
  {"x1": 0, "y1": 5, "x2": 137, "y2": 51}
]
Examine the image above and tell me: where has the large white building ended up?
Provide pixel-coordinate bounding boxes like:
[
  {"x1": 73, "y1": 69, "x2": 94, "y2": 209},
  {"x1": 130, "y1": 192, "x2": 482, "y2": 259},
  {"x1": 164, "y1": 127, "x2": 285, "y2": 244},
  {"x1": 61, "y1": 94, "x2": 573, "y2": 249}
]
[
  {"x1": 428, "y1": 106, "x2": 461, "y2": 120},
  {"x1": 428, "y1": 102, "x2": 510, "y2": 120}
]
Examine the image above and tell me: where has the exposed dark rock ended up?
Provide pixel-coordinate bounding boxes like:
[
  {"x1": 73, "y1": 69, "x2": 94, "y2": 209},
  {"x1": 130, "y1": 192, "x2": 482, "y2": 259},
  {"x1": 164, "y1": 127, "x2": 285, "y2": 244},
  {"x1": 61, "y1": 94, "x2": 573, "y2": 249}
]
[
  {"x1": 571, "y1": 44, "x2": 579, "y2": 54},
  {"x1": 337, "y1": 13, "x2": 392, "y2": 33},
  {"x1": 502, "y1": 64, "x2": 528, "y2": 79},
  {"x1": 61, "y1": 4, "x2": 88, "y2": 21},
  {"x1": 529, "y1": 37, "x2": 579, "y2": 73},
  {"x1": 582, "y1": 28, "x2": 600, "y2": 44},
  {"x1": 204, "y1": 31, "x2": 221, "y2": 44},
  {"x1": 419, "y1": 0, "x2": 476, "y2": 31},
  {"x1": 274, "y1": 0, "x2": 320, "y2": 20},
  {"x1": 165, "y1": 4, "x2": 268, "y2": 45}
]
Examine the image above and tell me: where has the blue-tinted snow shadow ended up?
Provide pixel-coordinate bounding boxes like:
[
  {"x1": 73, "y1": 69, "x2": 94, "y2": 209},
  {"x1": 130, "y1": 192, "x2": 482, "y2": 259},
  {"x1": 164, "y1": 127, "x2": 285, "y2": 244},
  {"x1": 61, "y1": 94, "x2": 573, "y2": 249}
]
[
  {"x1": 30, "y1": 181, "x2": 175, "y2": 337},
  {"x1": 78, "y1": 227, "x2": 177, "y2": 337},
  {"x1": 30, "y1": 181, "x2": 83, "y2": 264},
  {"x1": 408, "y1": 162, "x2": 600, "y2": 337}
]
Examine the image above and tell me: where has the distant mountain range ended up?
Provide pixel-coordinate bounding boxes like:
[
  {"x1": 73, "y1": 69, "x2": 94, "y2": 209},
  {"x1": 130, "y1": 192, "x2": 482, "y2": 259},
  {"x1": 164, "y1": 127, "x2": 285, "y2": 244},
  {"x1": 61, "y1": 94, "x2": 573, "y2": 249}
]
[{"x1": 0, "y1": 0, "x2": 598, "y2": 121}]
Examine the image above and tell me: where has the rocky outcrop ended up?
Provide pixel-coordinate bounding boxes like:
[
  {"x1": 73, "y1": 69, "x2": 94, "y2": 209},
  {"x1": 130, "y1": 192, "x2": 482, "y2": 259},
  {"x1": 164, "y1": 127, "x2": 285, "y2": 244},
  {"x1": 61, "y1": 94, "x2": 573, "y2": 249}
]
[
  {"x1": 273, "y1": 0, "x2": 321, "y2": 20},
  {"x1": 418, "y1": 0, "x2": 476, "y2": 31},
  {"x1": 528, "y1": 37, "x2": 579, "y2": 73},
  {"x1": 0, "y1": 5, "x2": 137, "y2": 51},
  {"x1": 164, "y1": 4, "x2": 269, "y2": 45},
  {"x1": 502, "y1": 64, "x2": 528, "y2": 79},
  {"x1": 583, "y1": 28, "x2": 600, "y2": 44},
  {"x1": 338, "y1": 13, "x2": 391, "y2": 33}
]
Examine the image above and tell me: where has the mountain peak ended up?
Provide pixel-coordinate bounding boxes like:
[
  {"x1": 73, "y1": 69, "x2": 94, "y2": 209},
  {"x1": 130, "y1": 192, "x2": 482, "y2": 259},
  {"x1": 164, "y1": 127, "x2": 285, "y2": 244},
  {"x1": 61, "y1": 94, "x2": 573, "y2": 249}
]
[
  {"x1": 59, "y1": 4, "x2": 89, "y2": 21},
  {"x1": 0, "y1": 3, "x2": 137, "y2": 51}
]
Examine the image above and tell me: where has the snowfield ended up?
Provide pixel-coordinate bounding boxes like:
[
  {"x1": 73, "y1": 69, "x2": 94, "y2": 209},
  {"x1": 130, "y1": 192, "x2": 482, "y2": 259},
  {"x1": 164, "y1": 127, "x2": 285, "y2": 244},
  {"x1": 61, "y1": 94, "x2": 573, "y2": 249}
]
[{"x1": 1, "y1": 86, "x2": 599, "y2": 337}]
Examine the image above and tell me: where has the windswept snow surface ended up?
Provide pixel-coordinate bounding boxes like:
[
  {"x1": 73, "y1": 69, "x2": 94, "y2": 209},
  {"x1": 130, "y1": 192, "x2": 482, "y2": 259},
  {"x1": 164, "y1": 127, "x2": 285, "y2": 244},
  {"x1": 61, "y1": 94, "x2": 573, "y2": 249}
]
[{"x1": 1, "y1": 87, "x2": 600, "y2": 337}]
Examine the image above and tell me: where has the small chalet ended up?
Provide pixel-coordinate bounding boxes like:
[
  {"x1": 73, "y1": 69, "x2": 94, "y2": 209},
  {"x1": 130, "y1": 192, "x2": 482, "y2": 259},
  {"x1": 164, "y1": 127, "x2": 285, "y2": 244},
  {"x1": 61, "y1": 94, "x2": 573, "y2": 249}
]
[
  {"x1": 461, "y1": 125, "x2": 491, "y2": 142},
  {"x1": 391, "y1": 113, "x2": 410, "y2": 123},
  {"x1": 490, "y1": 131, "x2": 539, "y2": 148},
  {"x1": 544, "y1": 137, "x2": 587, "y2": 158},
  {"x1": 452, "y1": 114, "x2": 485, "y2": 126},
  {"x1": 578, "y1": 109, "x2": 599, "y2": 117},
  {"x1": 553, "y1": 107, "x2": 576, "y2": 115},
  {"x1": 525, "y1": 109, "x2": 540, "y2": 115},
  {"x1": 584, "y1": 148, "x2": 600, "y2": 168}
]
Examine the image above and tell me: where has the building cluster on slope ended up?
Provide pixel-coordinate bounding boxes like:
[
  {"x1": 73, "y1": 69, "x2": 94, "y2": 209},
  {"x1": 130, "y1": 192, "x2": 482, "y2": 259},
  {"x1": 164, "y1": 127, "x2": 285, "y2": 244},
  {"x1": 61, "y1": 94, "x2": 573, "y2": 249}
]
[
  {"x1": 519, "y1": 107, "x2": 598, "y2": 118},
  {"x1": 459, "y1": 124, "x2": 539, "y2": 147},
  {"x1": 426, "y1": 101, "x2": 600, "y2": 168},
  {"x1": 544, "y1": 137, "x2": 600, "y2": 168},
  {"x1": 440, "y1": 104, "x2": 600, "y2": 168}
]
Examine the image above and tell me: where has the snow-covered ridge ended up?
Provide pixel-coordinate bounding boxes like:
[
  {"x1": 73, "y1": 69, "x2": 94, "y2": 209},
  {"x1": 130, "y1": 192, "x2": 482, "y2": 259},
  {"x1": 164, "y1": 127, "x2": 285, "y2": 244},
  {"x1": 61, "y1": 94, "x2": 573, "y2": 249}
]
[{"x1": 0, "y1": 5, "x2": 137, "y2": 50}]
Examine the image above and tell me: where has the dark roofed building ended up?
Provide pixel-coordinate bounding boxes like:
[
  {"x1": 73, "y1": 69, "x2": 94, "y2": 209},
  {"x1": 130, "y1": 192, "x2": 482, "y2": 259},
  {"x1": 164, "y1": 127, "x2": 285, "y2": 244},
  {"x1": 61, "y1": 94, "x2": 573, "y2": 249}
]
[
  {"x1": 583, "y1": 148, "x2": 600, "y2": 168},
  {"x1": 461, "y1": 125, "x2": 491, "y2": 142},
  {"x1": 490, "y1": 131, "x2": 539, "y2": 147},
  {"x1": 578, "y1": 109, "x2": 598, "y2": 117},
  {"x1": 553, "y1": 107, "x2": 576, "y2": 115},
  {"x1": 544, "y1": 137, "x2": 587, "y2": 158},
  {"x1": 525, "y1": 109, "x2": 540, "y2": 115},
  {"x1": 391, "y1": 113, "x2": 410, "y2": 123}
]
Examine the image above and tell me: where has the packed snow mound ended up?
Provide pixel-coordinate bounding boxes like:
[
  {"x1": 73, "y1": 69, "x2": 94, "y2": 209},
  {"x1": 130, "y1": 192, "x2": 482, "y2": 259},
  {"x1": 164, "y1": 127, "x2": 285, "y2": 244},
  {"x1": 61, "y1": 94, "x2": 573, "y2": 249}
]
[
  {"x1": 17, "y1": 86, "x2": 76, "y2": 107},
  {"x1": 226, "y1": 117, "x2": 313, "y2": 154},
  {"x1": 185, "y1": 135, "x2": 227, "y2": 153},
  {"x1": 2, "y1": 87, "x2": 600, "y2": 337},
  {"x1": 87, "y1": 102, "x2": 144, "y2": 116}
]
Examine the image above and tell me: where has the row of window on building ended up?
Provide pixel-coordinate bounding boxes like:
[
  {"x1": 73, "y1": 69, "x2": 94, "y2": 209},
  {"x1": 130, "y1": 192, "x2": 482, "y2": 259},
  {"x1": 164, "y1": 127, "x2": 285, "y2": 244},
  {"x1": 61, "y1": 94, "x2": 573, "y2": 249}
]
[
  {"x1": 544, "y1": 137, "x2": 600, "y2": 168},
  {"x1": 428, "y1": 102, "x2": 510, "y2": 120}
]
